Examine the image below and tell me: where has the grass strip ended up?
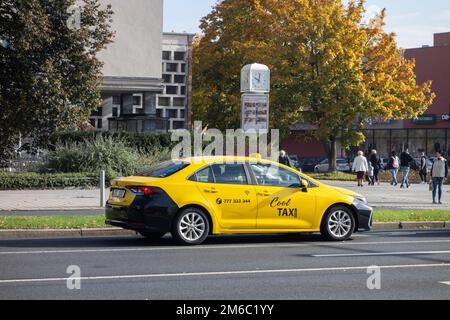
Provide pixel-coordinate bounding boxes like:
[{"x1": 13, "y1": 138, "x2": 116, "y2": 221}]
[
  {"x1": 0, "y1": 215, "x2": 106, "y2": 230},
  {"x1": 1, "y1": 210, "x2": 450, "y2": 230}
]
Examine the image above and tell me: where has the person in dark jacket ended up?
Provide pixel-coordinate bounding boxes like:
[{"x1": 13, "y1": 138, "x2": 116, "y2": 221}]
[
  {"x1": 400, "y1": 149, "x2": 414, "y2": 188},
  {"x1": 419, "y1": 152, "x2": 428, "y2": 184},
  {"x1": 279, "y1": 150, "x2": 291, "y2": 167},
  {"x1": 369, "y1": 150, "x2": 382, "y2": 186}
]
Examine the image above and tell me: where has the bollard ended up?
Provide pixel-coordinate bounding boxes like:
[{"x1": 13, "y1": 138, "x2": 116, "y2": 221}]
[{"x1": 100, "y1": 170, "x2": 106, "y2": 208}]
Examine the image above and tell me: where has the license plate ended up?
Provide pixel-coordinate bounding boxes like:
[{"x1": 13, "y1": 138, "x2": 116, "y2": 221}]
[{"x1": 112, "y1": 189, "x2": 125, "y2": 199}]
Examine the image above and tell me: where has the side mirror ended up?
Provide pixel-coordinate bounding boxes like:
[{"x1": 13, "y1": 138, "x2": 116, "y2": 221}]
[{"x1": 301, "y1": 180, "x2": 309, "y2": 192}]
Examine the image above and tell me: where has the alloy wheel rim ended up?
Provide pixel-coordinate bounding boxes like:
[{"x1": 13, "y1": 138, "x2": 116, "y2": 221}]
[
  {"x1": 328, "y1": 210, "x2": 352, "y2": 238},
  {"x1": 179, "y1": 212, "x2": 206, "y2": 241}
]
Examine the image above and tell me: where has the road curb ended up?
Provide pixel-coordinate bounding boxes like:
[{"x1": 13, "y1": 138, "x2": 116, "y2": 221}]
[
  {"x1": 0, "y1": 228, "x2": 136, "y2": 240},
  {"x1": 0, "y1": 222, "x2": 449, "y2": 240}
]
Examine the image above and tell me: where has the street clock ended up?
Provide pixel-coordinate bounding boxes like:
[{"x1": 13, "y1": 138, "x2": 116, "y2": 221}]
[{"x1": 241, "y1": 63, "x2": 270, "y2": 93}]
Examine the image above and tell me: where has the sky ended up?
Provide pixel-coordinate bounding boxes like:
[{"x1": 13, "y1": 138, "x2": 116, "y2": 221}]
[{"x1": 163, "y1": 0, "x2": 450, "y2": 49}]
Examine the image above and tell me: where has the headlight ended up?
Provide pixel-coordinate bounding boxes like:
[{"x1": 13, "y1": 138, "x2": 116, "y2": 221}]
[{"x1": 354, "y1": 197, "x2": 368, "y2": 205}]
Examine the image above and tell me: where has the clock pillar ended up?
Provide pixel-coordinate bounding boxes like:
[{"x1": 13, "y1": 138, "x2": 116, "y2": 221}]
[{"x1": 240, "y1": 63, "x2": 271, "y2": 132}]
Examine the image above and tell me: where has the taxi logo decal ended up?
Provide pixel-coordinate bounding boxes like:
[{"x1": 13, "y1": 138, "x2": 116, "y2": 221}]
[{"x1": 271, "y1": 197, "x2": 298, "y2": 218}]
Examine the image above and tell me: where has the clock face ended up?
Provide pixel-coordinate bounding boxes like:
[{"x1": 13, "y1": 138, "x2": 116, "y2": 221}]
[{"x1": 251, "y1": 71, "x2": 269, "y2": 92}]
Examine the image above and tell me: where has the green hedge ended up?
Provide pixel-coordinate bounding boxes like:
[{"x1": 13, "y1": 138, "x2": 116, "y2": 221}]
[
  {"x1": 0, "y1": 172, "x2": 102, "y2": 190},
  {"x1": 50, "y1": 131, "x2": 175, "y2": 154}
]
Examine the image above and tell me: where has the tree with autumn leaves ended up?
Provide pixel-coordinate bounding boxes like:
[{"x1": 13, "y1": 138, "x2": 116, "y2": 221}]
[{"x1": 192, "y1": 0, "x2": 434, "y2": 171}]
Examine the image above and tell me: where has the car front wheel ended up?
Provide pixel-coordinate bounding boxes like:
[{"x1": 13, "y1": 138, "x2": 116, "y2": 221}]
[
  {"x1": 172, "y1": 207, "x2": 210, "y2": 245},
  {"x1": 321, "y1": 206, "x2": 355, "y2": 241}
]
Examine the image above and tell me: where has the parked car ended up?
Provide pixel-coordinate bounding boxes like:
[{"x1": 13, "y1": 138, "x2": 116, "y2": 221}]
[
  {"x1": 299, "y1": 157, "x2": 324, "y2": 173},
  {"x1": 314, "y1": 158, "x2": 351, "y2": 173},
  {"x1": 288, "y1": 155, "x2": 301, "y2": 171}
]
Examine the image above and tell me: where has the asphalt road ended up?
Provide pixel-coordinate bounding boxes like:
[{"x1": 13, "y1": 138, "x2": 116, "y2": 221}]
[{"x1": 1, "y1": 230, "x2": 450, "y2": 300}]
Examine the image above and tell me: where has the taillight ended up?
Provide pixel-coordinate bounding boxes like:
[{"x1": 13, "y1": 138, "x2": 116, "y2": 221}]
[{"x1": 126, "y1": 186, "x2": 155, "y2": 196}]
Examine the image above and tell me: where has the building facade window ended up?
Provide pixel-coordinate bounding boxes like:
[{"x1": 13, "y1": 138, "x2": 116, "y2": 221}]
[
  {"x1": 166, "y1": 86, "x2": 178, "y2": 95},
  {"x1": 173, "y1": 121, "x2": 185, "y2": 130},
  {"x1": 174, "y1": 51, "x2": 185, "y2": 61},
  {"x1": 162, "y1": 74, "x2": 172, "y2": 83},
  {"x1": 133, "y1": 95, "x2": 142, "y2": 106},
  {"x1": 112, "y1": 95, "x2": 121, "y2": 105},
  {"x1": 167, "y1": 109, "x2": 178, "y2": 118},
  {"x1": 166, "y1": 63, "x2": 178, "y2": 72},
  {"x1": 162, "y1": 51, "x2": 171, "y2": 60},
  {"x1": 173, "y1": 98, "x2": 185, "y2": 107},
  {"x1": 174, "y1": 75, "x2": 185, "y2": 84},
  {"x1": 158, "y1": 97, "x2": 170, "y2": 106}
]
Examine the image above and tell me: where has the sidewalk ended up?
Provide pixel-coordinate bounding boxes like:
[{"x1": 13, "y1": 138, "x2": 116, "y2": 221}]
[
  {"x1": 325, "y1": 181, "x2": 450, "y2": 210},
  {"x1": 0, "y1": 189, "x2": 105, "y2": 212}
]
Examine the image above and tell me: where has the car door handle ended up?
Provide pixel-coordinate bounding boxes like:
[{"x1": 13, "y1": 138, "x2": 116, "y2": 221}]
[
  {"x1": 257, "y1": 192, "x2": 270, "y2": 197},
  {"x1": 204, "y1": 188, "x2": 219, "y2": 194}
]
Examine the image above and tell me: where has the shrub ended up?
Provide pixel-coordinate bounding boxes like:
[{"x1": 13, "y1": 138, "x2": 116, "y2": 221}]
[
  {"x1": 0, "y1": 172, "x2": 100, "y2": 190},
  {"x1": 46, "y1": 135, "x2": 172, "y2": 177},
  {"x1": 50, "y1": 131, "x2": 175, "y2": 154}
]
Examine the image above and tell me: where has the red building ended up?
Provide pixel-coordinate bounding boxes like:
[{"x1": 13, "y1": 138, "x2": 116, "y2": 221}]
[{"x1": 283, "y1": 32, "x2": 450, "y2": 160}]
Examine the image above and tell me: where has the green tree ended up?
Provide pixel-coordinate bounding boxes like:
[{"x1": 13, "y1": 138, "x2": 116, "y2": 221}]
[
  {"x1": 192, "y1": 0, "x2": 434, "y2": 171},
  {"x1": 0, "y1": 0, "x2": 114, "y2": 164}
]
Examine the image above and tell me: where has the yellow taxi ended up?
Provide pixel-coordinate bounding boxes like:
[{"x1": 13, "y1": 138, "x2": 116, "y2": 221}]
[{"x1": 106, "y1": 155, "x2": 372, "y2": 245}]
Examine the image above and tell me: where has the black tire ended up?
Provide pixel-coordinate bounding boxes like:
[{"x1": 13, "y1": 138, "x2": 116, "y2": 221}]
[
  {"x1": 139, "y1": 231, "x2": 166, "y2": 240},
  {"x1": 171, "y1": 207, "x2": 210, "y2": 245},
  {"x1": 320, "y1": 206, "x2": 355, "y2": 241}
]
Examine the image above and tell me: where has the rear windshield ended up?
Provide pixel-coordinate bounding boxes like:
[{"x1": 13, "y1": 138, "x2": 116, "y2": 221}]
[{"x1": 138, "y1": 161, "x2": 190, "y2": 178}]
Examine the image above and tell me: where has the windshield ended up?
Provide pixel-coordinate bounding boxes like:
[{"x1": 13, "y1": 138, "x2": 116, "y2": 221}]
[{"x1": 139, "y1": 161, "x2": 190, "y2": 178}]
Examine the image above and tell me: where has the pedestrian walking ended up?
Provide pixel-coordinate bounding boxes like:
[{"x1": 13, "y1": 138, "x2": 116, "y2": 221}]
[
  {"x1": 367, "y1": 162, "x2": 375, "y2": 186},
  {"x1": 430, "y1": 151, "x2": 448, "y2": 204},
  {"x1": 419, "y1": 152, "x2": 428, "y2": 184},
  {"x1": 400, "y1": 149, "x2": 414, "y2": 188},
  {"x1": 279, "y1": 150, "x2": 291, "y2": 167},
  {"x1": 369, "y1": 150, "x2": 382, "y2": 185},
  {"x1": 386, "y1": 151, "x2": 400, "y2": 186},
  {"x1": 352, "y1": 151, "x2": 369, "y2": 187}
]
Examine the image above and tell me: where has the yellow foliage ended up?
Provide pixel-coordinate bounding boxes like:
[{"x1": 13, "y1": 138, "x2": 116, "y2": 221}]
[{"x1": 192, "y1": 0, "x2": 435, "y2": 145}]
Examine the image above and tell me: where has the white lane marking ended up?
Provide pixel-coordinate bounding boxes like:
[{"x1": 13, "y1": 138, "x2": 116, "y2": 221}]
[
  {"x1": 439, "y1": 281, "x2": 450, "y2": 286},
  {"x1": 2, "y1": 239, "x2": 450, "y2": 255},
  {"x1": 313, "y1": 250, "x2": 450, "y2": 258},
  {"x1": 0, "y1": 263, "x2": 449, "y2": 285}
]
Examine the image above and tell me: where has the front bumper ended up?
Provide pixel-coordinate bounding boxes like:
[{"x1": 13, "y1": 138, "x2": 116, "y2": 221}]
[
  {"x1": 352, "y1": 201, "x2": 373, "y2": 231},
  {"x1": 105, "y1": 191, "x2": 179, "y2": 234}
]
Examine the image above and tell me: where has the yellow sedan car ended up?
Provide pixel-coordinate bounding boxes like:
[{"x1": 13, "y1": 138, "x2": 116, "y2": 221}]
[{"x1": 106, "y1": 155, "x2": 373, "y2": 245}]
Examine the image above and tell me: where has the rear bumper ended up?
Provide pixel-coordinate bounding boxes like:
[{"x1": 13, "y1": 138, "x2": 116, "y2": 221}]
[
  {"x1": 105, "y1": 192, "x2": 179, "y2": 234},
  {"x1": 352, "y1": 202, "x2": 373, "y2": 231}
]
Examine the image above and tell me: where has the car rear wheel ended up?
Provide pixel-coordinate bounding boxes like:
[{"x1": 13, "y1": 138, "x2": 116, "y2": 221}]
[
  {"x1": 172, "y1": 208, "x2": 210, "y2": 245},
  {"x1": 321, "y1": 206, "x2": 355, "y2": 241},
  {"x1": 139, "y1": 231, "x2": 166, "y2": 240}
]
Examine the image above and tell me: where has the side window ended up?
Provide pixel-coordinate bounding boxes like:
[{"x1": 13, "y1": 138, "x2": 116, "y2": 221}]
[
  {"x1": 250, "y1": 163, "x2": 300, "y2": 188},
  {"x1": 211, "y1": 164, "x2": 248, "y2": 185},
  {"x1": 193, "y1": 166, "x2": 214, "y2": 183}
]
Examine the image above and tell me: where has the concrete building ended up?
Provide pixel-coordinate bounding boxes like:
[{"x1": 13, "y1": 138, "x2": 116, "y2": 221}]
[
  {"x1": 284, "y1": 32, "x2": 450, "y2": 161},
  {"x1": 157, "y1": 32, "x2": 195, "y2": 130},
  {"x1": 89, "y1": 0, "x2": 168, "y2": 132}
]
